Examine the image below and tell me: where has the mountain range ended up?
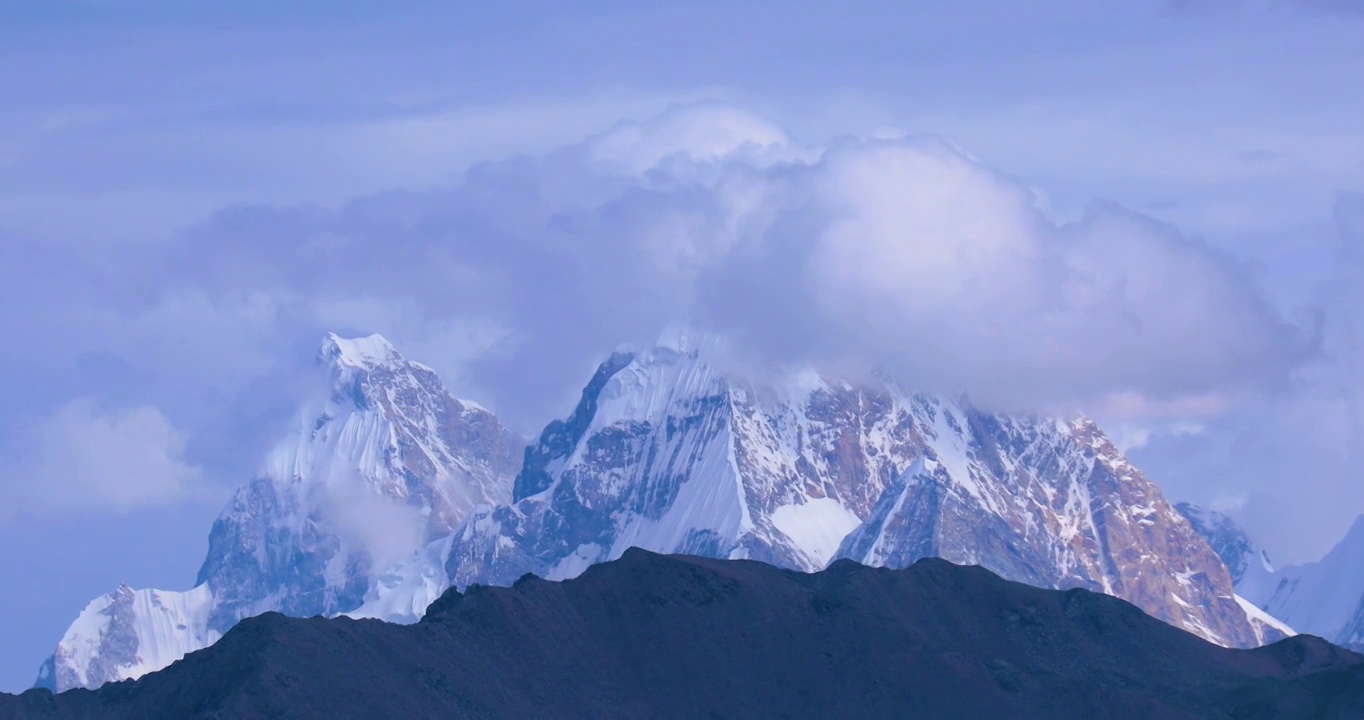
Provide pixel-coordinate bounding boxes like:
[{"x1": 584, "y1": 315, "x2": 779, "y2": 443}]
[
  {"x1": 7, "y1": 551, "x2": 1363, "y2": 719},
  {"x1": 34, "y1": 332, "x2": 1310, "y2": 690}
]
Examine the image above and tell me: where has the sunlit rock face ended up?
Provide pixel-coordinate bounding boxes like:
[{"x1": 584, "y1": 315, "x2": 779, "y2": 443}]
[
  {"x1": 41, "y1": 331, "x2": 1268, "y2": 693},
  {"x1": 440, "y1": 335, "x2": 1258, "y2": 649}
]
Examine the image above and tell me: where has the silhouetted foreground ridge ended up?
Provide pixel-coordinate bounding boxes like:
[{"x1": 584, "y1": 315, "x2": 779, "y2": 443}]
[{"x1": 5, "y1": 549, "x2": 1363, "y2": 719}]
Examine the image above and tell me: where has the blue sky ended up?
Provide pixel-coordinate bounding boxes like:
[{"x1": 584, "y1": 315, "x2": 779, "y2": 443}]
[{"x1": 2, "y1": 0, "x2": 1363, "y2": 692}]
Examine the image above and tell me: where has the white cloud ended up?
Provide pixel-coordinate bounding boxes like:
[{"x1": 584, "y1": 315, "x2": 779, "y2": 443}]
[
  {"x1": 1130, "y1": 193, "x2": 1364, "y2": 564},
  {"x1": 1, "y1": 399, "x2": 203, "y2": 521},
  {"x1": 84, "y1": 103, "x2": 1304, "y2": 431},
  {"x1": 309, "y1": 476, "x2": 427, "y2": 575},
  {"x1": 0, "y1": 104, "x2": 1320, "y2": 534},
  {"x1": 1101, "y1": 420, "x2": 1207, "y2": 454},
  {"x1": 583, "y1": 103, "x2": 796, "y2": 175},
  {"x1": 687, "y1": 130, "x2": 1308, "y2": 416}
]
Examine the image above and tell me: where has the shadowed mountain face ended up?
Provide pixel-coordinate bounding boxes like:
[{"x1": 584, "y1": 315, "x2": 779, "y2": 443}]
[
  {"x1": 6, "y1": 551, "x2": 1362, "y2": 720},
  {"x1": 37, "y1": 334, "x2": 526, "y2": 691}
]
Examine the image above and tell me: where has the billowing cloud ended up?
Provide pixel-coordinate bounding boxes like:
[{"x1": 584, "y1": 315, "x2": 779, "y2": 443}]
[
  {"x1": 6, "y1": 104, "x2": 1310, "y2": 437},
  {"x1": 0, "y1": 105, "x2": 1319, "y2": 528},
  {"x1": 310, "y1": 475, "x2": 427, "y2": 574},
  {"x1": 691, "y1": 134, "x2": 1311, "y2": 413},
  {"x1": 583, "y1": 103, "x2": 798, "y2": 176},
  {"x1": 0, "y1": 399, "x2": 203, "y2": 522}
]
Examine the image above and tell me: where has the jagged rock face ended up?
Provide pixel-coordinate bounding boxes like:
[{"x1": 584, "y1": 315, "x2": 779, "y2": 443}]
[
  {"x1": 441, "y1": 340, "x2": 1259, "y2": 648},
  {"x1": 835, "y1": 419, "x2": 1260, "y2": 648},
  {"x1": 41, "y1": 334, "x2": 525, "y2": 691},
  {"x1": 444, "y1": 343, "x2": 932, "y2": 589},
  {"x1": 197, "y1": 334, "x2": 524, "y2": 632},
  {"x1": 1174, "y1": 504, "x2": 1296, "y2": 645},
  {"x1": 41, "y1": 587, "x2": 139, "y2": 693},
  {"x1": 1176, "y1": 503, "x2": 1275, "y2": 588},
  {"x1": 194, "y1": 479, "x2": 372, "y2": 634}
]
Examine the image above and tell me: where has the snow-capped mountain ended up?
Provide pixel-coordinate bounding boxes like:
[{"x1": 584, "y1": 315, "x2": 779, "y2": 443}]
[
  {"x1": 1238, "y1": 515, "x2": 1364, "y2": 651},
  {"x1": 42, "y1": 331, "x2": 1276, "y2": 692},
  {"x1": 436, "y1": 337, "x2": 908, "y2": 591},
  {"x1": 360, "y1": 333, "x2": 1261, "y2": 648},
  {"x1": 37, "y1": 334, "x2": 525, "y2": 691},
  {"x1": 829, "y1": 417, "x2": 1258, "y2": 648}
]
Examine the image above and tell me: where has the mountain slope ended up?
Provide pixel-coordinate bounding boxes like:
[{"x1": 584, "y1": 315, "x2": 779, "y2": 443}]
[
  {"x1": 419, "y1": 337, "x2": 1260, "y2": 647},
  {"x1": 1245, "y1": 516, "x2": 1364, "y2": 650},
  {"x1": 6, "y1": 551, "x2": 1361, "y2": 720},
  {"x1": 831, "y1": 419, "x2": 1257, "y2": 647},
  {"x1": 1175, "y1": 503, "x2": 1294, "y2": 644},
  {"x1": 1170, "y1": 503, "x2": 1364, "y2": 650},
  {"x1": 37, "y1": 334, "x2": 524, "y2": 691},
  {"x1": 1176, "y1": 503, "x2": 1278, "y2": 596}
]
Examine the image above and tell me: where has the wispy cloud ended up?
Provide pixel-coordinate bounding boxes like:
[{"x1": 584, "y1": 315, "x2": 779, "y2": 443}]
[{"x1": 0, "y1": 399, "x2": 204, "y2": 522}]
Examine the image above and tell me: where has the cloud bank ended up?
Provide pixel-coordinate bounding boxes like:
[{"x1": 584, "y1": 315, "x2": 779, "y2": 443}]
[
  {"x1": 0, "y1": 103, "x2": 1319, "y2": 528},
  {"x1": 0, "y1": 399, "x2": 203, "y2": 521},
  {"x1": 133, "y1": 105, "x2": 1312, "y2": 422}
]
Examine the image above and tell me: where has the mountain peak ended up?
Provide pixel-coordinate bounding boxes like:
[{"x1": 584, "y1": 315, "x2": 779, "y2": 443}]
[
  {"x1": 37, "y1": 331, "x2": 526, "y2": 693},
  {"x1": 319, "y1": 333, "x2": 402, "y2": 370}
]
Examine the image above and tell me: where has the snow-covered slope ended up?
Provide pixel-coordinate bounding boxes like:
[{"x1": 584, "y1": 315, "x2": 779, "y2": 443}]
[
  {"x1": 437, "y1": 339, "x2": 923, "y2": 591},
  {"x1": 1236, "y1": 595, "x2": 1296, "y2": 646},
  {"x1": 38, "y1": 334, "x2": 524, "y2": 691},
  {"x1": 43, "y1": 331, "x2": 1276, "y2": 691},
  {"x1": 1168, "y1": 501, "x2": 1364, "y2": 649},
  {"x1": 346, "y1": 534, "x2": 455, "y2": 625},
  {"x1": 34, "y1": 584, "x2": 218, "y2": 691},
  {"x1": 356, "y1": 334, "x2": 1259, "y2": 648},
  {"x1": 1241, "y1": 516, "x2": 1364, "y2": 650}
]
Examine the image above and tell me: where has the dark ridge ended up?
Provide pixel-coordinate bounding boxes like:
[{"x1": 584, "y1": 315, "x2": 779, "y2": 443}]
[{"x1": 6, "y1": 550, "x2": 1362, "y2": 720}]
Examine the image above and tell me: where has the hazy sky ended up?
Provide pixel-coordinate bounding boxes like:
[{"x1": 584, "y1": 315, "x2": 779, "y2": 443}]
[{"x1": 2, "y1": 0, "x2": 1364, "y2": 691}]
